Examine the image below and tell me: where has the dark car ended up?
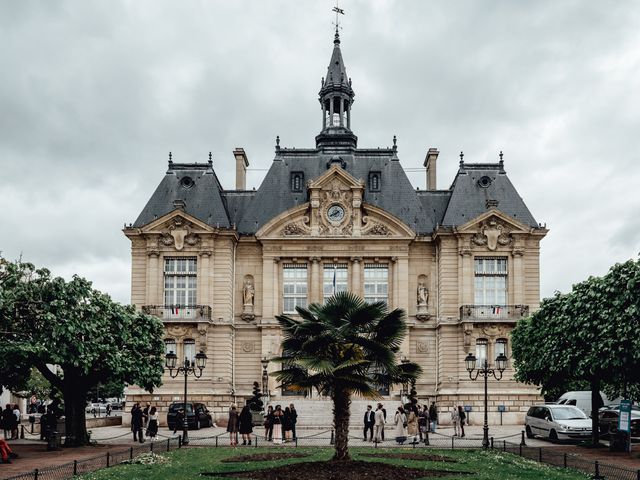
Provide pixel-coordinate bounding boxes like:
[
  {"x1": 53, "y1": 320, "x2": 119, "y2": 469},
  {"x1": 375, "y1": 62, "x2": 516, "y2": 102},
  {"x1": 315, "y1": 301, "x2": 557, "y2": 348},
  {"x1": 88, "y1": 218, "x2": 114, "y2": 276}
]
[
  {"x1": 598, "y1": 405, "x2": 640, "y2": 438},
  {"x1": 167, "y1": 402, "x2": 213, "y2": 430}
]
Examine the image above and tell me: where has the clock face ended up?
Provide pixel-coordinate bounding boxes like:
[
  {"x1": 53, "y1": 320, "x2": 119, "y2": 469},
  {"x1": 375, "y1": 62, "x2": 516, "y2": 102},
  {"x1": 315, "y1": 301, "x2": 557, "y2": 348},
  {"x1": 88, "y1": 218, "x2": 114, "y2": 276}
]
[{"x1": 327, "y1": 204, "x2": 345, "y2": 222}]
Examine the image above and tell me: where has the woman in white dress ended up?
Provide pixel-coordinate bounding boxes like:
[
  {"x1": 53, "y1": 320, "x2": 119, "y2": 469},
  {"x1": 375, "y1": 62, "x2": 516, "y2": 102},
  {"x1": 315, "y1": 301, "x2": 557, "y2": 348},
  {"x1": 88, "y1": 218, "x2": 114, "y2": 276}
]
[
  {"x1": 393, "y1": 406, "x2": 407, "y2": 445},
  {"x1": 272, "y1": 405, "x2": 284, "y2": 444}
]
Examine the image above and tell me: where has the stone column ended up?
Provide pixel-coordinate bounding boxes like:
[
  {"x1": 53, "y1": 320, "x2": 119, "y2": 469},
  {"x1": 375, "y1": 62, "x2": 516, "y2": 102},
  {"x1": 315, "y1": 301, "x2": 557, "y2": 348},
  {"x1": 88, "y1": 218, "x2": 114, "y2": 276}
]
[
  {"x1": 146, "y1": 251, "x2": 160, "y2": 306},
  {"x1": 198, "y1": 250, "x2": 212, "y2": 307},
  {"x1": 512, "y1": 247, "x2": 525, "y2": 306},
  {"x1": 329, "y1": 97, "x2": 334, "y2": 125},
  {"x1": 339, "y1": 97, "x2": 344, "y2": 126},
  {"x1": 350, "y1": 257, "x2": 362, "y2": 297},
  {"x1": 310, "y1": 257, "x2": 321, "y2": 304},
  {"x1": 346, "y1": 102, "x2": 351, "y2": 129}
]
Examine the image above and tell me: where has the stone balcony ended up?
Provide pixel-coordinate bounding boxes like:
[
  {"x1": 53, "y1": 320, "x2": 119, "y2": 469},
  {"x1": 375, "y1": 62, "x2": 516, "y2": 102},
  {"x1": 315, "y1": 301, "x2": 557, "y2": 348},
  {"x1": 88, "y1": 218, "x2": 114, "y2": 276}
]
[
  {"x1": 141, "y1": 305, "x2": 212, "y2": 322},
  {"x1": 459, "y1": 304, "x2": 529, "y2": 322}
]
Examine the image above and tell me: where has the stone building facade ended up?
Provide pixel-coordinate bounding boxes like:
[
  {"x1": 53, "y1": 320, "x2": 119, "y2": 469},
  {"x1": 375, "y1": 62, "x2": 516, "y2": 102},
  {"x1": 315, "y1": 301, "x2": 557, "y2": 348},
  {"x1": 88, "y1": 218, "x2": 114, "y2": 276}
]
[{"x1": 124, "y1": 30, "x2": 547, "y2": 425}]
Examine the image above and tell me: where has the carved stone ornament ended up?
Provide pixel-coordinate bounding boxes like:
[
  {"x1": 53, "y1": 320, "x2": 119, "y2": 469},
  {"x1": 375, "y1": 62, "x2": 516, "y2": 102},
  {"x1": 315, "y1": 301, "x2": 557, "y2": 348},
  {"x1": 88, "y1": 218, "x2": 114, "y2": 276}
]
[
  {"x1": 481, "y1": 323, "x2": 504, "y2": 338},
  {"x1": 463, "y1": 324, "x2": 474, "y2": 352},
  {"x1": 472, "y1": 218, "x2": 512, "y2": 251},
  {"x1": 241, "y1": 275, "x2": 256, "y2": 322},
  {"x1": 166, "y1": 325, "x2": 189, "y2": 339},
  {"x1": 242, "y1": 342, "x2": 254, "y2": 353},
  {"x1": 416, "y1": 341, "x2": 428, "y2": 354},
  {"x1": 283, "y1": 222, "x2": 308, "y2": 236},
  {"x1": 158, "y1": 216, "x2": 200, "y2": 251}
]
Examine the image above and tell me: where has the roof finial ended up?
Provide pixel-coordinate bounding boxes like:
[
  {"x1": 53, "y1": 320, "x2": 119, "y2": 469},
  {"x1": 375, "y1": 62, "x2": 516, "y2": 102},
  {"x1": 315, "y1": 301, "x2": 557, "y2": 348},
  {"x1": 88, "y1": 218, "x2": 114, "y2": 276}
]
[
  {"x1": 459, "y1": 151, "x2": 464, "y2": 166},
  {"x1": 332, "y1": 0, "x2": 344, "y2": 45},
  {"x1": 208, "y1": 151, "x2": 212, "y2": 164},
  {"x1": 168, "y1": 151, "x2": 173, "y2": 164},
  {"x1": 393, "y1": 135, "x2": 397, "y2": 151},
  {"x1": 499, "y1": 150, "x2": 503, "y2": 162}
]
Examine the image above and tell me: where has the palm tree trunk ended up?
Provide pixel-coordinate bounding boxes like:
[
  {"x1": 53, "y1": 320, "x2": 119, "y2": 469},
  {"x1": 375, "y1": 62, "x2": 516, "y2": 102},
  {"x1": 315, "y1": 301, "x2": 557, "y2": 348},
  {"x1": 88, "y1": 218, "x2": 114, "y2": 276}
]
[{"x1": 332, "y1": 388, "x2": 351, "y2": 461}]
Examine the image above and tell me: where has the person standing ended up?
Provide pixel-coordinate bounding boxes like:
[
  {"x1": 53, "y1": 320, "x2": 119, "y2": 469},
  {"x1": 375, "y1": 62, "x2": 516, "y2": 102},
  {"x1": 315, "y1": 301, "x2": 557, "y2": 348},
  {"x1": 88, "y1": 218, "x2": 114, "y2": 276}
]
[
  {"x1": 239, "y1": 405, "x2": 253, "y2": 446},
  {"x1": 429, "y1": 401, "x2": 438, "y2": 433},
  {"x1": 227, "y1": 405, "x2": 239, "y2": 446},
  {"x1": 283, "y1": 407, "x2": 293, "y2": 441},
  {"x1": 142, "y1": 403, "x2": 151, "y2": 428},
  {"x1": 272, "y1": 405, "x2": 283, "y2": 444},
  {"x1": 2, "y1": 405, "x2": 13, "y2": 440},
  {"x1": 458, "y1": 406, "x2": 466, "y2": 438},
  {"x1": 451, "y1": 407, "x2": 460, "y2": 437},
  {"x1": 363, "y1": 405, "x2": 375, "y2": 441},
  {"x1": 12, "y1": 405, "x2": 20, "y2": 440},
  {"x1": 406, "y1": 404, "x2": 419, "y2": 444},
  {"x1": 146, "y1": 406, "x2": 159, "y2": 441},
  {"x1": 393, "y1": 406, "x2": 407, "y2": 444},
  {"x1": 374, "y1": 404, "x2": 385, "y2": 442},
  {"x1": 106, "y1": 403, "x2": 112, "y2": 417},
  {"x1": 131, "y1": 403, "x2": 144, "y2": 443},
  {"x1": 173, "y1": 408, "x2": 184, "y2": 435},
  {"x1": 377, "y1": 403, "x2": 387, "y2": 441},
  {"x1": 263, "y1": 405, "x2": 274, "y2": 441},
  {"x1": 417, "y1": 404, "x2": 427, "y2": 442},
  {"x1": 289, "y1": 404, "x2": 298, "y2": 440}
]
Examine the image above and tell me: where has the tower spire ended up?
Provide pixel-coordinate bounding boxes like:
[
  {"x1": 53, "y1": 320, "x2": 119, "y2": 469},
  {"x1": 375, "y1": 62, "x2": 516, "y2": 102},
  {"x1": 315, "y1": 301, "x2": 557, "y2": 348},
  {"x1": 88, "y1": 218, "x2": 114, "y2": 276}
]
[{"x1": 316, "y1": 2, "x2": 357, "y2": 151}]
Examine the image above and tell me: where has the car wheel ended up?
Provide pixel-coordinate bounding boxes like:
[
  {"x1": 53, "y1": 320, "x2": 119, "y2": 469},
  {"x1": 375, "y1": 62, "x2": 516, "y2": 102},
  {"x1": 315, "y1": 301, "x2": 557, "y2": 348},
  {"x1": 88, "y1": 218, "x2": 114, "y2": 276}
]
[
  {"x1": 526, "y1": 426, "x2": 534, "y2": 439},
  {"x1": 549, "y1": 429, "x2": 558, "y2": 442}
]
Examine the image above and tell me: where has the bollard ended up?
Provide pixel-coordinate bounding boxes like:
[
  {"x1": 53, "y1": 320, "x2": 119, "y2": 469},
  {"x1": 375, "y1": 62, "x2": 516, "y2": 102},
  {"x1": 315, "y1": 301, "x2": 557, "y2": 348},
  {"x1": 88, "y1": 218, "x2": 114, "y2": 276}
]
[
  {"x1": 636, "y1": 469, "x2": 640, "y2": 480},
  {"x1": 167, "y1": 438, "x2": 170, "y2": 452},
  {"x1": 215, "y1": 435, "x2": 218, "y2": 448},
  {"x1": 20, "y1": 425, "x2": 25, "y2": 439},
  {"x1": 538, "y1": 447, "x2": 542, "y2": 463},
  {"x1": 295, "y1": 437, "x2": 298, "y2": 448},
  {"x1": 451, "y1": 436, "x2": 454, "y2": 450},
  {"x1": 150, "y1": 441, "x2": 154, "y2": 453},
  {"x1": 519, "y1": 444, "x2": 522, "y2": 456},
  {"x1": 490, "y1": 437, "x2": 494, "y2": 449},
  {"x1": 73, "y1": 460, "x2": 78, "y2": 476},
  {"x1": 563, "y1": 453, "x2": 567, "y2": 469},
  {"x1": 503, "y1": 440, "x2": 506, "y2": 452},
  {"x1": 330, "y1": 429, "x2": 334, "y2": 445},
  {"x1": 424, "y1": 431, "x2": 430, "y2": 446},
  {"x1": 521, "y1": 430, "x2": 526, "y2": 447},
  {"x1": 106, "y1": 452, "x2": 110, "y2": 468},
  {"x1": 179, "y1": 436, "x2": 183, "y2": 448},
  {"x1": 130, "y1": 446, "x2": 133, "y2": 460},
  {"x1": 593, "y1": 461, "x2": 604, "y2": 480},
  {"x1": 255, "y1": 436, "x2": 258, "y2": 448},
  {"x1": 34, "y1": 469, "x2": 39, "y2": 480}
]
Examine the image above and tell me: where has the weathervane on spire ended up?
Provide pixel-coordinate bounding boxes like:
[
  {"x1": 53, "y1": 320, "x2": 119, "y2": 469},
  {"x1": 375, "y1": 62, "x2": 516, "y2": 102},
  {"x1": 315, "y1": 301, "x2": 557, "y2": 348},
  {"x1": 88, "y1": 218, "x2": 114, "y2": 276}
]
[{"x1": 332, "y1": 0, "x2": 345, "y2": 34}]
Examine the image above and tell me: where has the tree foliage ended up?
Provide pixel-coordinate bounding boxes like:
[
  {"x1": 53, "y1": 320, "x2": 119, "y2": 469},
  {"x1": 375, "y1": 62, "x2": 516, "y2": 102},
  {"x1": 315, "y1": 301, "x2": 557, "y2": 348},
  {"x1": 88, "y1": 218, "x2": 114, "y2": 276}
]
[
  {"x1": 0, "y1": 258, "x2": 165, "y2": 446},
  {"x1": 512, "y1": 258, "x2": 640, "y2": 444},
  {"x1": 273, "y1": 292, "x2": 421, "y2": 461}
]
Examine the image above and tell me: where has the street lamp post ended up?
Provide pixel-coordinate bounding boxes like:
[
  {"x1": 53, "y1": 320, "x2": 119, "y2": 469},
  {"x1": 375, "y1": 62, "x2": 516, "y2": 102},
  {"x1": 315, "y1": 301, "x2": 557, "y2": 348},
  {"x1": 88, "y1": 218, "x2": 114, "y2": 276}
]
[
  {"x1": 464, "y1": 352, "x2": 508, "y2": 448},
  {"x1": 261, "y1": 357, "x2": 270, "y2": 404},
  {"x1": 165, "y1": 350, "x2": 207, "y2": 445}
]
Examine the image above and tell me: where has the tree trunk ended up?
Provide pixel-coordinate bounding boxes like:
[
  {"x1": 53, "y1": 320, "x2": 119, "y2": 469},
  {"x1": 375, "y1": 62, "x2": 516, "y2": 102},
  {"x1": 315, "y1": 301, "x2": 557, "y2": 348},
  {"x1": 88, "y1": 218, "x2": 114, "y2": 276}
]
[
  {"x1": 332, "y1": 388, "x2": 351, "y2": 461},
  {"x1": 64, "y1": 386, "x2": 90, "y2": 447},
  {"x1": 590, "y1": 378, "x2": 601, "y2": 446}
]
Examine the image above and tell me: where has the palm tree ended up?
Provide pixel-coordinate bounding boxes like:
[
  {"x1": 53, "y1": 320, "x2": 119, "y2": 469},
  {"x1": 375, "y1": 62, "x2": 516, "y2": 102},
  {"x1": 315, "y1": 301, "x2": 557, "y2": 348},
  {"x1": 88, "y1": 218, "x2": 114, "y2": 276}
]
[{"x1": 273, "y1": 292, "x2": 422, "y2": 461}]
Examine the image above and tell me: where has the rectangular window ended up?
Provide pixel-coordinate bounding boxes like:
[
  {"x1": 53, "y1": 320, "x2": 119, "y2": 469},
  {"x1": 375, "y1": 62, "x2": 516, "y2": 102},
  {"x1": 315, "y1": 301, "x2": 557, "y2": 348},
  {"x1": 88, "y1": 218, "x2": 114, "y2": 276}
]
[
  {"x1": 165, "y1": 339, "x2": 176, "y2": 356},
  {"x1": 164, "y1": 257, "x2": 197, "y2": 318},
  {"x1": 290, "y1": 172, "x2": 304, "y2": 192},
  {"x1": 474, "y1": 257, "x2": 507, "y2": 307},
  {"x1": 368, "y1": 172, "x2": 381, "y2": 192},
  {"x1": 495, "y1": 338, "x2": 508, "y2": 364},
  {"x1": 283, "y1": 265, "x2": 308, "y2": 313},
  {"x1": 323, "y1": 264, "x2": 348, "y2": 302},
  {"x1": 364, "y1": 265, "x2": 388, "y2": 305}
]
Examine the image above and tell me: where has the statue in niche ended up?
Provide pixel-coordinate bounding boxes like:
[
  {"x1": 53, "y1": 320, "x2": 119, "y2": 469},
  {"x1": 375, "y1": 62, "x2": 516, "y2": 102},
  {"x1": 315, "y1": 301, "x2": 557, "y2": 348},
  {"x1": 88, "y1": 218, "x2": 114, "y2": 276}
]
[
  {"x1": 417, "y1": 282, "x2": 429, "y2": 306},
  {"x1": 243, "y1": 278, "x2": 255, "y2": 306},
  {"x1": 241, "y1": 275, "x2": 256, "y2": 323}
]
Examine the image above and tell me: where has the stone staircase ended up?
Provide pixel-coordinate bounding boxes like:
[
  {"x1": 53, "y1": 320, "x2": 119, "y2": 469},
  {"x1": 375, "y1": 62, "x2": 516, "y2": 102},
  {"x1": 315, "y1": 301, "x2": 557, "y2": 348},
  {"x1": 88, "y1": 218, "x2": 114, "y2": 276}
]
[{"x1": 275, "y1": 398, "x2": 403, "y2": 429}]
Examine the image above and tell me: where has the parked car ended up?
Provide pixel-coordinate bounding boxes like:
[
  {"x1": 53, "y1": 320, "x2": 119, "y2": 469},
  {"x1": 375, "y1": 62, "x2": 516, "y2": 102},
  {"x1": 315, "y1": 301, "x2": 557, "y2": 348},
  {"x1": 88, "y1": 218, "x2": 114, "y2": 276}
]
[
  {"x1": 525, "y1": 404, "x2": 592, "y2": 441},
  {"x1": 555, "y1": 391, "x2": 617, "y2": 418},
  {"x1": 167, "y1": 402, "x2": 213, "y2": 430},
  {"x1": 598, "y1": 405, "x2": 640, "y2": 438},
  {"x1": 85, "y1": 402, "x2": 109, "y2": 415}
]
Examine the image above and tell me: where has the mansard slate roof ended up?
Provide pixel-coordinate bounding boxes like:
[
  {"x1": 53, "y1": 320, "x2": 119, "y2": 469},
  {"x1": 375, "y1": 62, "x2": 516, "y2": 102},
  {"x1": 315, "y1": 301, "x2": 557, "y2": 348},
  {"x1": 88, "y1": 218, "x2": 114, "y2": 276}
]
[{"x1": 133, "y1": 151, "x2": 539, "y2": 234}]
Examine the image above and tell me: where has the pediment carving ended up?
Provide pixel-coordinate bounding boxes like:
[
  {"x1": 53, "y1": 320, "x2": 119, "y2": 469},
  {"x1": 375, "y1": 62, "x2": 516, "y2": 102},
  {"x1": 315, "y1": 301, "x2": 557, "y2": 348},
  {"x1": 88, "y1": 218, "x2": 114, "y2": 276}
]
[
  {"x1": 472, "y1": 218, "x2": 512, "y2": 251},
  {"x1": 157, "y1": 216, "x2": 201, "y2": 251}
]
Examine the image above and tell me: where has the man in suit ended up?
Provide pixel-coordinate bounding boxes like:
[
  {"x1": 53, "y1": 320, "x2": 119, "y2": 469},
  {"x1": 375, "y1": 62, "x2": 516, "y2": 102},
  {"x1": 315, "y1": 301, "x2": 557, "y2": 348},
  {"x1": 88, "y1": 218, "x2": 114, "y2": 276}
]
[{"x1": 363, "y1": 405, "x2": 375, "y2": 441}]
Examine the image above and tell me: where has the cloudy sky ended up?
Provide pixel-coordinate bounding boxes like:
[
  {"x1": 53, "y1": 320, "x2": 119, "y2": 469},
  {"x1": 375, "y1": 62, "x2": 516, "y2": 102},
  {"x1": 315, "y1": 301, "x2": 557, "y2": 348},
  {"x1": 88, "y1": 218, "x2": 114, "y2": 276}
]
[{"x1": 1, "y1": 0, "x2": 639, "y2": 304}]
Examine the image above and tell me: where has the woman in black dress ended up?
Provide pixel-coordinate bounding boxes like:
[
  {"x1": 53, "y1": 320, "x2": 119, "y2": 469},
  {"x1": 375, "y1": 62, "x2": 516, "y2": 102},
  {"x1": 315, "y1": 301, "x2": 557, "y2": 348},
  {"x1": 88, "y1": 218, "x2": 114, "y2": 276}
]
[
  {"x1": 239, "y1": 405, "x2": 253, "y2": 445},
  {"x1": 227, "y1": 404, "x2": 239, "y2": 446},
  {"x1": 283, "y1": 406, "x2": 293, "y2": 442},
  {"x1": 146, "y1": 406, "x2": 159, "y2": 440},
  {"x1": 263, "y1": 405, "x2": 274, "y2": 441}
]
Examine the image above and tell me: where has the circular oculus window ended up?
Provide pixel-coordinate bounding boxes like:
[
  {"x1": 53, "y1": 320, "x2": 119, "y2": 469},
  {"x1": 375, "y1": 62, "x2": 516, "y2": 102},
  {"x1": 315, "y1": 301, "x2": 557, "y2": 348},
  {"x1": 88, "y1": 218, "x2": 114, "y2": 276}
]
[
  {"x1": 477, "y1": 176, "x2": 492, "y2": 188},
  {"x1": 180, "y1": 176, "x2": 195, "y2": 189}
]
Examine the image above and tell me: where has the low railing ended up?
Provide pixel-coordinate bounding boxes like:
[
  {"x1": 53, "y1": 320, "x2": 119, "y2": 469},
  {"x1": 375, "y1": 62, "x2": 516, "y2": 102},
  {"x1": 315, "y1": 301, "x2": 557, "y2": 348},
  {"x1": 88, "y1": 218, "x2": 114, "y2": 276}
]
[
  {"x1": 141, "y1": 305, "x2": 212, "y2": 321},
  {"x1": 460, "y1": 304, "x2": 529, "y2": 321}
]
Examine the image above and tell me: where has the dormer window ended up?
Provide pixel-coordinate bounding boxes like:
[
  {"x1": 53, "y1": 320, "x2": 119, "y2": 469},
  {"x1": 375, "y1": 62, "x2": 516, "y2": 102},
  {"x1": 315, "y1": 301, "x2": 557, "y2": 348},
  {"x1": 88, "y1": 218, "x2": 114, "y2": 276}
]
[
  {"x1": 369, "y1": 172, "x2": 381, "y2": 192},
  {"x1": 291, "y1": 172, "x2": 304, "y2": 192}
]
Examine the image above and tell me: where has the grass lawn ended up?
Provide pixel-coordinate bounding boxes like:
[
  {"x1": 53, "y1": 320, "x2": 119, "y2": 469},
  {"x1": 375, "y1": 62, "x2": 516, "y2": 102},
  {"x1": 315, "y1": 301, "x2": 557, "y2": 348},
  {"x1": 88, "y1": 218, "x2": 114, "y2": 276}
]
[{"x1": 79, "y1": 447, "x2": 590, "y2": 480}]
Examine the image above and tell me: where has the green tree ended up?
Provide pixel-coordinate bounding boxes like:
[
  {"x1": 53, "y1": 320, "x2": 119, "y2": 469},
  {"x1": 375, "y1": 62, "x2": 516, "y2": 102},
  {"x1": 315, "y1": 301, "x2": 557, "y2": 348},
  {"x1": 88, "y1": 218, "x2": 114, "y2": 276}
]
[
  {"x1": 273, "y1": 292, "x2": 421, "y2": 461},
  {"x1": 0, "y1": 259, "x2": 165, "y2": 446},
  {"x1": 512, "y1": 259, "x2": 640, "y2": 445}
]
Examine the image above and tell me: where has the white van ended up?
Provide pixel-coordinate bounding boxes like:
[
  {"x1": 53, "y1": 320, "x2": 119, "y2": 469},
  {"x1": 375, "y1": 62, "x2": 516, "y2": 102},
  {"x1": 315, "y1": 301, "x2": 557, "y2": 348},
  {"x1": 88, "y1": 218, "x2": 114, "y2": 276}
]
[{"x1": 556, "y1": 391, "x2": 617, "y2": 418}]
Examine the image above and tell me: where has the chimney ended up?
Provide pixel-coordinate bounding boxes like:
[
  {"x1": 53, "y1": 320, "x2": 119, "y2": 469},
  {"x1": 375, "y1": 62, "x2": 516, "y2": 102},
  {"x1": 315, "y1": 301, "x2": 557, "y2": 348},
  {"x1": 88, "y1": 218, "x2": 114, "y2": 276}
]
[
  {"x1": 424, "y1": 148, "x2": 439, "y2": 190},
  {"x1": 233, "y1": 148, "x2": 249, "y2": 190}
]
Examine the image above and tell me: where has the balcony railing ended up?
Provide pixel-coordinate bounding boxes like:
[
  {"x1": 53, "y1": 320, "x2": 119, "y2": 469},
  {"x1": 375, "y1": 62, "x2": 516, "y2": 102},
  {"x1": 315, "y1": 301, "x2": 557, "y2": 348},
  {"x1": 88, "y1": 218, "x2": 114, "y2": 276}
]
[
  {"x1": 141, "y1": 305, "x2": 212, "y2": 322},
  {"x1": 460, "y1": 304, "x2": 529, "y2": 321}
]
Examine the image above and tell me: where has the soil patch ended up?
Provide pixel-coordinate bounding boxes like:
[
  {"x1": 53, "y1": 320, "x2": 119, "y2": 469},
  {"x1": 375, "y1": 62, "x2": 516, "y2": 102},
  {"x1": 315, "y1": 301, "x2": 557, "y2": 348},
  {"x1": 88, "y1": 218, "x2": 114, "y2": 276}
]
[
  {"x1": 359, "y1": 453, "x2": 457, "y2": 462},
  {"x1": 221, "y1": 453, "x2": 309, "y2": 463},
  {"x1": 206, "y1": 460, "x2": 467, "y2": 479}
]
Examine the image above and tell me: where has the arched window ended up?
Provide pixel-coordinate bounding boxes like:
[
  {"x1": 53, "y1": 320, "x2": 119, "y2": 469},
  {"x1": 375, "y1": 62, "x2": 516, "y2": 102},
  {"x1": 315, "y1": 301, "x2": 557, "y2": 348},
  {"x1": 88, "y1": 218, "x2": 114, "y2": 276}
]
[
  {"x1": 495, "y1": 338, "x2": 508, "y2": 363},
  {"x1": 164, "y1": 339, "x2": 176, "y2": 356},
  {"x1": 475, "y1": 338, "x2": 488, "y2": 365},
  {"x1": 369, "y1": 172, "x2": 381, "y2": 192},
  {"x1": 183, "y1": 339, "x2": 196, "y2": 366}
]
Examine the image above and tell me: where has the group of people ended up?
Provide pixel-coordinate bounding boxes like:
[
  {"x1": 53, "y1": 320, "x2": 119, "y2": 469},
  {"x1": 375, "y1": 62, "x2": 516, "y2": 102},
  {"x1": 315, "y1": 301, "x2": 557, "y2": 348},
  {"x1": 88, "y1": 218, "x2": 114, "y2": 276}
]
[
  {"x1": 262, "y1": 404, "x2": 297, "y2": 444},
  {"x1": 364, "y1": 401, "x2": 466, "y2": 444},
  {"x1": 1, "y1": 405, "x2": 21, "y2": 440},
  {"x1": 226, "y1": 404, "x2": 255, "y2": 446},
  {"x1": 130, "y1": 402, "x2": 159, "y2": 443}
]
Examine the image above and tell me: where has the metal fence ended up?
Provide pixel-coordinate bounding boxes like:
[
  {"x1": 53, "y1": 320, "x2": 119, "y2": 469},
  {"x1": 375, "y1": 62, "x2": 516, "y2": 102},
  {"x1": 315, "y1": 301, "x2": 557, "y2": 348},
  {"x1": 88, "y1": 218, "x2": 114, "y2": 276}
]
[
  {"x1": 2, "y1": 437, "x2": 181, "y2": 480},
  {"x1": 4, "y1": 430, "x2": 640, "y2": 480}
]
